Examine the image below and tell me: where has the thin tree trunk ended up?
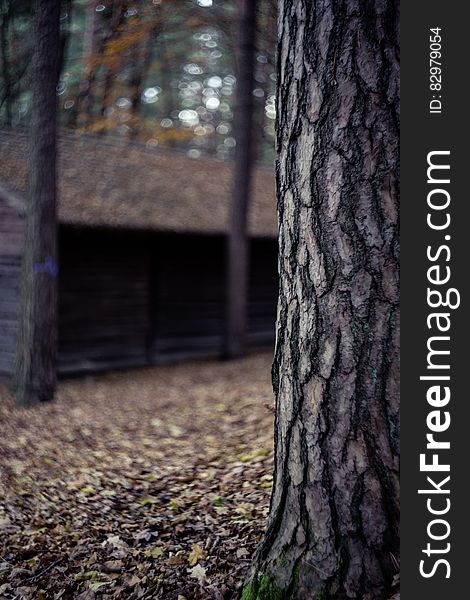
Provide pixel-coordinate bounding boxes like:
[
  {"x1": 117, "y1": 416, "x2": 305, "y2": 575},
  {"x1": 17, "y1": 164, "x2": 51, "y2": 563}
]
[
  {"x1": 158, "y1": 37, "x2": 177, "y2": 148},
  {"x1": 0, "y1": 0, "x2": 13, "y2": 126},
  {"x1": 75, "y1": 0, "x2": 124, "y2": 128},
  {"x1": 74, "y1": 0, "x2": 100, "y2": 127},
  {"x1": 100, "y1": 0, "x2": 124, "y2": 118},
  {"x1": 225, "y1": 0, "x2": 257, "y2": 359},
  {"x1": 245, "y1": 0, "x2": 400, "y2": 598},
  {"x1": 13, "y1": 0, "x2": 61, "y2": 406},
  {"x1": 58, "y1": 0, "x2": 73, "y2": 84},
  {"x1": 128, "y1": 24, "x2": 158, "y2": 140}
]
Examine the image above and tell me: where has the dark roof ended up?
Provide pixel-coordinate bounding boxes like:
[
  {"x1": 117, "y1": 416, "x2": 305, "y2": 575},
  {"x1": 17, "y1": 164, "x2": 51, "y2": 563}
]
[{"x1": 0, "y1": 128, "x2": 277, "y2": 238}]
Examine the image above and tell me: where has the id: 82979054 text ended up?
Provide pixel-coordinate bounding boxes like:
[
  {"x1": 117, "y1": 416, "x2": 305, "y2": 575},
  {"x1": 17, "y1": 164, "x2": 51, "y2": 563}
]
[{"x1": 429, "y1": 27, "x2": 443, "y2": 114}]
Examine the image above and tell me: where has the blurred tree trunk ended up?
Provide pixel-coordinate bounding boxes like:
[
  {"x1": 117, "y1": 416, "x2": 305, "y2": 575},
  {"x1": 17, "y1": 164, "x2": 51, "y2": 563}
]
[
  {"x1": 0, "y1": 0, "x2": 13, "y2": 125},
  {"x1": 225, "y1": 0, "x2": 257, "y2": 359},
  {"x1": 158, "y1": 36, "x2": 178, "y2": 148},
  {"x1": 13, "y1": 0, "x2": 61, "y2": 406},
  {"x1": 74, "y1": 0, "x2": 100, "y2": 127},
  {"x1": 244, "y1": 0, "x2": 400, "y2": 598},
  {"x1": 74, "y1": 0, "x2": 124, "y2": 128},
  {"x1": 58, "y1": 0, "x2": 73, "y2": 81},
  {"x1": 128, "y1": 23, "x2": 158, "y2": 140},
  {"x1": 100, "y1": 0, "x2": 125, "y2": 118}
]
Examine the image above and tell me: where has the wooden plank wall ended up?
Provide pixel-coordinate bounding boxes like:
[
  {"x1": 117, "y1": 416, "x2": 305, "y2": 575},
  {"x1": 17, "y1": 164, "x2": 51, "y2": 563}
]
[
  {"x1": 1, "y1": 222, "x2": 277, "y2": 377},
  {"x1": 57, "y1": 229, "x2": 279, "y2": 372},
  {"x1": 0, "y1": 197, "x2": 23, "y2": 376},
  {"x1": 58, "y1": 228, "x2": 152, "y2": 374},
  {"x1": 248, "y1": 239, "x2": 278, "y2": 347},
  {"x1": 149, "y1": 234, "x2": 225, "y2": 360},
  {"x1": 149, "y1": 234, "x2": 277, "y2": 361}
]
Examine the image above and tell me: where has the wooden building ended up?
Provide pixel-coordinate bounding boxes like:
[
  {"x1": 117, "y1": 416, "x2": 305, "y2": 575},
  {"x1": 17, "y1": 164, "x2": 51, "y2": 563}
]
[{"x1": 0, "y1": 129, "x2": 278, "y2": 376}]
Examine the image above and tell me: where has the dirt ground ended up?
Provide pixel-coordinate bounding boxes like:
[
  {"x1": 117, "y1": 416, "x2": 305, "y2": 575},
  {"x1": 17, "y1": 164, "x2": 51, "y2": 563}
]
[{"x1": 0, "y1": 352, "x2": 275, "y2": 600}]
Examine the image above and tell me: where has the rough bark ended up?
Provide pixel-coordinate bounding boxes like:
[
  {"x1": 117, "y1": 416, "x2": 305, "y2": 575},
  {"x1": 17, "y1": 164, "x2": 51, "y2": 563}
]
[
  {"x1": 245, "y1": 0, "x2": 400, "y2": 598},
  {"x1": 13, "y1": 0, "x2": 60, "y2": 406},
  {"x1": 225, "y1": 0, "x2": 257, "y2": 359}
]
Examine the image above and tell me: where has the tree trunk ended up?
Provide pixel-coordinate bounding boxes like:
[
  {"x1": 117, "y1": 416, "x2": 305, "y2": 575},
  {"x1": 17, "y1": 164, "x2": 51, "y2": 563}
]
[
  {"x1": 225, "y1": 0, "x2": 257, "y2": 359},
  {"x1": 74, "y1": 0, "x2": 100, "y2": 128},
  {"x1": 128, "y1": 23, "x2": 158, "y2": 141},
  {"x1": 100, "y1": 0, "x2": 125, "y2": 118},
  {"x1": 13, "y1": 0, "x2": 60, "y2": 406},
  {"x1": 0, "y1": 0, "x2": 13, "y2": 126},
  {"x1": 58, "y1": 0, "x2": 73, "y2": 86},
  {"x1": 244, "y1": 0, "x2": 400, "y2": 598}
]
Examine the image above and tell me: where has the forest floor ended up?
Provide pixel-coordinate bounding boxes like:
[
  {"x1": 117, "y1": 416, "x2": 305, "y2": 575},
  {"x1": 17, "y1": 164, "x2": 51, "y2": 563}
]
[{"x1": 0, "y1": 352, "x2": 275, "y2": 600}]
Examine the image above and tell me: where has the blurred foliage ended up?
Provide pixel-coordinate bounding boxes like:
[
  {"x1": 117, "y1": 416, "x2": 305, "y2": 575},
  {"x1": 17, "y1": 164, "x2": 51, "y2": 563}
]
[{"x1": 0, "y1": 0, "x2": 276, "y2": 164}]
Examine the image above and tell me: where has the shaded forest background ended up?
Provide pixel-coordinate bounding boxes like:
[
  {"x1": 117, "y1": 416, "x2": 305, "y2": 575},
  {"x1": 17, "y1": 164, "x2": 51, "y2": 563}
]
[
  {"x1": 0, "y1": 0, "x2": 277, "y2": 164},
  {"x1": 0, "y1": 3, "x2": 283, "y2": 597}
]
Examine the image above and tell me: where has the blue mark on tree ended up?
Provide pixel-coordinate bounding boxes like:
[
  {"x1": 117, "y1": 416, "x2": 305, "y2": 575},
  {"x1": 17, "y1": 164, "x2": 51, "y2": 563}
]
[{"x1": 33, "y1": 257, "x2": 58, "y2": 277}]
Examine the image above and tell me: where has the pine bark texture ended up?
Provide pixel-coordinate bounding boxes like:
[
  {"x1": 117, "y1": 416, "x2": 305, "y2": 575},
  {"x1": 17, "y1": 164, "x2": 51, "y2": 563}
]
[
  {"x1": 225, "y1": 0, "x2": 257, "y2": 359},
  {"x1": 13, "y1": 0, "x2": 60, "y2": 406},
  {"x1": 247, "y1": 0, "x2": 400, "y2": 598}
]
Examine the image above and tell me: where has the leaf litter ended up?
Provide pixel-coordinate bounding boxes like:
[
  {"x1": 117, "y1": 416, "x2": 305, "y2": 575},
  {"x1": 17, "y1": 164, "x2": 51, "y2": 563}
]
[{"x1": 0, "y1": 352, "x2": 275, "y2": 599}]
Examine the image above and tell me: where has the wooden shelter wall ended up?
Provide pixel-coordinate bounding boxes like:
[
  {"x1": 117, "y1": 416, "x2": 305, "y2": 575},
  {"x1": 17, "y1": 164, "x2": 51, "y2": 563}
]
[
  {"x1": 149, "y1": 235, "x2": 226, "y2": 360},
  {"x1": 0, "y1": 198, "x2": 23, "y2": 375},
  {"x1": 58, "y1": 228, "x2": 152, "y2": 373},
  {"x1": 150, "y1": 235, "x2": 278, "y2": 360},
  {"x1": 1, "y1": 223, "x2": 278, "y2": 376},
  {"x1": 248, "y1": 239, "x2": 278, "y2": 346}
]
